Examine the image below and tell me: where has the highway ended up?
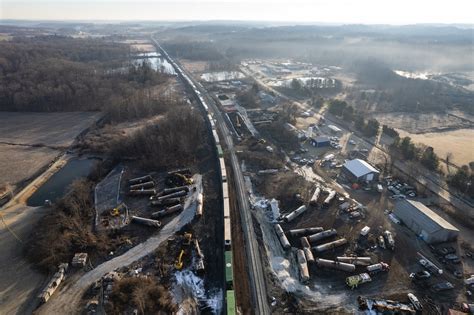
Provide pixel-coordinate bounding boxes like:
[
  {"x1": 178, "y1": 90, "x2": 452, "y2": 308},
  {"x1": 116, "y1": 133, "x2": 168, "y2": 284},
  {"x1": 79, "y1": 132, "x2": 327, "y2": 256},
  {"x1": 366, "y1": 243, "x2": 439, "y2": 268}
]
[{"x1": 152, "y1": 37, "x2": 270, "y2": 315}]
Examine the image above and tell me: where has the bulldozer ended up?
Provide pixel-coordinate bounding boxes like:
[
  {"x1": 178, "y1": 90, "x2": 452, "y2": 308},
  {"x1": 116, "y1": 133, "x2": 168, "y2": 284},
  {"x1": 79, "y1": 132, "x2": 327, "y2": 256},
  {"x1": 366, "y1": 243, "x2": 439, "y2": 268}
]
[{"x1": 175, "y1": 249, "x2": 185, "y2": 270}]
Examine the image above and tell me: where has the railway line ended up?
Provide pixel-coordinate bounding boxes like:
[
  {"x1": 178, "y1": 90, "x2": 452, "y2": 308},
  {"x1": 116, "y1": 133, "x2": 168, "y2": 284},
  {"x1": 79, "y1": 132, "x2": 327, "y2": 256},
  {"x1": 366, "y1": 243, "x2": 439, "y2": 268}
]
[{"x1": 152, "y1": 37, "x2": 270, "y2": 315}]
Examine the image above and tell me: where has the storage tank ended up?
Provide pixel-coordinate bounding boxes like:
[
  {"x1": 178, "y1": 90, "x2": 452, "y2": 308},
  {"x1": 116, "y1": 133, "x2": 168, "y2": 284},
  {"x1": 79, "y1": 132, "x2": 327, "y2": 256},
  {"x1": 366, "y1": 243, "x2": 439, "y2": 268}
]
[
  {"x1": 303, "y1": 247, "x2": 315, "y2": 264},
  {"x1": 131, "y1": 216, "x2": 162, "y2": 228},
  {"x1": 129, "y1": 181, "x2": 154, "y2": 190},
  {"x1": 196, "y1": 193, "x2": 203, "y2": 217},
  {"x1": 284, "y1": 205, "x2": 307, "y2": 222},
  {"x1": 296, "y1": 249, "x2": 310, "y2": 282},
  {"x1": 275, "y1": 224, "x2": 291, "y2": 250},
  {"x1": 129, "y1": 189, "x2": 157, "y2": 196},
  {"x1": 313, "y1": 238, "x2": 347, "y2": 253},
  {"x1": 300, "y1": 236, "x2": 310, "y2": 248},
  {"x1": 129, "y1": 174, "x2": 152, "y2": 185},
  {"x1": 310, "y1": 186, "x2": 321, "y2": 205},
  {"x1": 366, "y1": 262, "x2": 389, "y2": 273},
  {"x1": 287, "y1": 227, "x2": 323, "y2": 237},
  {"x1": 323, "y1": 190, "x2": 336, "y2": 206},
  {"x1": 163, "y1": 185, "x2": 190, "y2": 194},
  {"x1": 151, "y1": 204, "x2": 183, "y2": 219},
  {"x1": 336, "y1": 256, "x2": 372, "y2": 266},
  {"x1": 150, "y1": 197, "x2": 181, "y2": 207},
  {"x1": 308, "y1": 229, "x2": 337, "y2": 243},
  {"x1": 315, "y1": 258, "x2": 356, "y2": 272},
  {"x1": 157, "y1": 190, "x2": 188, "y2": 201}
]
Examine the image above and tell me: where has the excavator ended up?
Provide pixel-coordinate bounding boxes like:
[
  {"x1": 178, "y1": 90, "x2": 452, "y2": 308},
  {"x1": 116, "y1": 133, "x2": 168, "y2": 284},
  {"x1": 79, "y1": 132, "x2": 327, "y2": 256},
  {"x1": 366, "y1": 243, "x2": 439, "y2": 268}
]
[
  {"x1": 175, "y1": 250, "x2": 185, "y2": 270},
  {"x1": 174, "y1": 233, "x2": 193, "y2": 270}
]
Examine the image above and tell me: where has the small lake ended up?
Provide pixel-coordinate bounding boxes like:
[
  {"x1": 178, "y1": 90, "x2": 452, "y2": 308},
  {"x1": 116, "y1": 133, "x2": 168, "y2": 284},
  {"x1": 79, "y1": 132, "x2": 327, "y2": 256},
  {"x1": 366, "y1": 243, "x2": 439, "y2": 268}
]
[
  {"x1": 132, "y1": 52, "x2": 176, "y2": 75},
  {"x1": 27, "y1": 158, "x2": 99, "y2": 206}
]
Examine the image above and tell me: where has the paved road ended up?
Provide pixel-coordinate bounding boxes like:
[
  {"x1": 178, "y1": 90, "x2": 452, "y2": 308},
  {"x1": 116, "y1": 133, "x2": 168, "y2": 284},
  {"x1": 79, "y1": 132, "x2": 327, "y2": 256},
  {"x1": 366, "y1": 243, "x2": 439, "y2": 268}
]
[
  {"x1": 154, "y1": 40, "x2": 270, "y2": 315},
  {"x1": 36, "y1": 175, "x2": 201, "y2": 315},
  {"x1": 241, "y1": 65, "x2": 473, "y2": 214}
]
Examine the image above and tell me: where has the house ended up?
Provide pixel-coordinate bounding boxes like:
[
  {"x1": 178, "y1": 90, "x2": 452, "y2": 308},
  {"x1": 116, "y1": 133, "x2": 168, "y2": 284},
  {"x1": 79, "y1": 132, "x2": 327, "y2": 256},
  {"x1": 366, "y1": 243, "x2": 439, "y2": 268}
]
[
  {"x1": 394, "y1": 200, "x2": 459, "y2": 244},
  {"x1": 310, "y1": 136, "x2": 330, "y2": 147},
  {"x1": 341, "y1": 159, "x2": 379, "y2": 182}
]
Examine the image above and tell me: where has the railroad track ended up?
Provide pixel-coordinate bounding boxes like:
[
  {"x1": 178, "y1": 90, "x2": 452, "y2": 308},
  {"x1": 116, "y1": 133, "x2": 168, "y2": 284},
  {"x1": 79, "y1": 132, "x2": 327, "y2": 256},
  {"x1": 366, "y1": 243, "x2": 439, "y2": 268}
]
[{"x1": 152, "y1": 37, "x2": 270, "y2": 315}]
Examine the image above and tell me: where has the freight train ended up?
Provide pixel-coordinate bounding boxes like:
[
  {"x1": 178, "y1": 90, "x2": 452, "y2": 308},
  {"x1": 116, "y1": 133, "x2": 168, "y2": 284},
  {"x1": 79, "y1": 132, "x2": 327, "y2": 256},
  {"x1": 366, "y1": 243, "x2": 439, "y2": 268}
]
[{"x1": 153, "y1": 40, "x2": 236, "y2": 315}]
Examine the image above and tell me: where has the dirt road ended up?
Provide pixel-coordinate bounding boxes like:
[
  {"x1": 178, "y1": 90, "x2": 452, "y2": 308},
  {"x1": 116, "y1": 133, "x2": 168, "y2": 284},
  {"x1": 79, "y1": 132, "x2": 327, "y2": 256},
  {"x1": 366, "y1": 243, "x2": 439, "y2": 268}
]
[{"x1": 36, "y1": 175, "x2": 201, "y2": 315}]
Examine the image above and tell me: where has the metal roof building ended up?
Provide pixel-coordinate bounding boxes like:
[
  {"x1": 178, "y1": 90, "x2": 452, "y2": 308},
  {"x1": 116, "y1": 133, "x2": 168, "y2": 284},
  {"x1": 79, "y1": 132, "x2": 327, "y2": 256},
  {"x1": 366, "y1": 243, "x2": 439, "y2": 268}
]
[
  {"x1": 394, "y1": 200, "x2": 459, "y2": 244},
  {"x1": 341, "y1": 159, "x2": 380, "y2": 182},
  {"x1": 310, "y1": 136, "x2": 330, "y2": 147}
]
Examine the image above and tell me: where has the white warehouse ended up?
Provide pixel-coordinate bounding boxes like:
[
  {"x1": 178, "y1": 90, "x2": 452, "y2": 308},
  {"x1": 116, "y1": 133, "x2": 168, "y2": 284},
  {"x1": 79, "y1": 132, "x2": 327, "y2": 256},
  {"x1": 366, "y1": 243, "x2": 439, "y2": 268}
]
[
  {"x1": 394, "y1": 200, "x2": 459, "y2": 244},
  {"x1": 341, "y1": 159, "x2": 380, "y2": 183}
]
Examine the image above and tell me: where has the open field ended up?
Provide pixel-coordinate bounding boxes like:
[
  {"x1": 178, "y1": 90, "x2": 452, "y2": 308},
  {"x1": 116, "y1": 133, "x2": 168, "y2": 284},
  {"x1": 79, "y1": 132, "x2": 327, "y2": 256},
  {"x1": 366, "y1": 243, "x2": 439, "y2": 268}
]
[
  {"x1": 0, "y1": 112, "x2": 101, "y2": 189},
  {"x1": 0, "y1": 205, "x2": 49, "y2": 315},
  {"x1": 0, "y1": 144, "x2": 60, "y2": 188},
  {"x1": 0, "y1": 112, "x2": 102, "y2": 148},
  {"x1": 180, "y1": 59, "x2": 209, "y2": 73},
  {"x1": 398, "y1": 128, "x2": 474, "y2": 166},
  {"x1": 370, "y1": 112, "x2": 473, "y2": 134}
]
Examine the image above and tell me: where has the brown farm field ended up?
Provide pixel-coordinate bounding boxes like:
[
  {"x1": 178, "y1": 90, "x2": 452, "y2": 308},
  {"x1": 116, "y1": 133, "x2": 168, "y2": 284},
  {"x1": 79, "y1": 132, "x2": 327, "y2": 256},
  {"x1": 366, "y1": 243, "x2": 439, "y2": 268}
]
[
  {"x1": 0, "y1": 112, "x2": 101, "y2": 188},
  {"x1": 0, "y1": 112, "x2": 102, "y2": 148}
]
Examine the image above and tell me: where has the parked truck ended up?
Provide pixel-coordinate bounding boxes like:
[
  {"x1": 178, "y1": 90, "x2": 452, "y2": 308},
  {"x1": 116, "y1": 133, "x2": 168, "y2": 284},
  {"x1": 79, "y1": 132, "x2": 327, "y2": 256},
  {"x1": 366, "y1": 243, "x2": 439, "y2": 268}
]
[{"x1": 383, "y1": 230, "x2": 395, "y2": 250}]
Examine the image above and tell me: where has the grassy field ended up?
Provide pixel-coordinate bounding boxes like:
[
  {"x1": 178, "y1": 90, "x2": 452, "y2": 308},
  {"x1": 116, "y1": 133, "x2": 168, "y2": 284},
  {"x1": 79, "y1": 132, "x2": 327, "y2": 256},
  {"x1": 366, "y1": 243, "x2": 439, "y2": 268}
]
[{"x1": 399, "y1": 128, "x2": 474, "y2": 166}]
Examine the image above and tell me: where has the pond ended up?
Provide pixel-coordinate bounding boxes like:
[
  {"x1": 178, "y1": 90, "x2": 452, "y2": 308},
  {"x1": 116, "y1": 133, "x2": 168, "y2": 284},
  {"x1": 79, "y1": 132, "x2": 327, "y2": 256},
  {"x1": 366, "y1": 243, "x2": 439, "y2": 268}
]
[
  {"x1": 27, "y1": 158, "x2": 99, "y2": 206},
  {"x1": 132, "y1": 52, "x2": 176, "y2": 75}
]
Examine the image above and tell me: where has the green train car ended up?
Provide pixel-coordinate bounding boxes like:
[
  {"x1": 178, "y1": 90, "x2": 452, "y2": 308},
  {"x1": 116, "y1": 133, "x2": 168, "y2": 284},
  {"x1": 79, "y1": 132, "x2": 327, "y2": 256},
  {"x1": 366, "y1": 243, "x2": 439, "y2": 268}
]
[
  {"x1": 217, "y1": 144, "x2": 224, "y2": 157},
  {"x1": 225, "y1": 250, "x2": 233, "y2": 289},
  {"x1": 226, "y1": 290, "x2": 236, "y2": 315}
]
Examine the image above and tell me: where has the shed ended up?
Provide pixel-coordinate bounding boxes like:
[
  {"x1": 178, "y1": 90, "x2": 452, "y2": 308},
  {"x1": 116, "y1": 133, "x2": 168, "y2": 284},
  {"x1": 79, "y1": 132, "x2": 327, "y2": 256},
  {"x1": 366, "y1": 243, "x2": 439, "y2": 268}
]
[
  {"x1": 341, "y1": 159, "x2": 379, "y2": 182},
  {"x1": 310, "y1": 136, "x2": 330, "y2": 147},
  {"x1": 394, "y1": 200, "x2": 459, "y2": 244}
]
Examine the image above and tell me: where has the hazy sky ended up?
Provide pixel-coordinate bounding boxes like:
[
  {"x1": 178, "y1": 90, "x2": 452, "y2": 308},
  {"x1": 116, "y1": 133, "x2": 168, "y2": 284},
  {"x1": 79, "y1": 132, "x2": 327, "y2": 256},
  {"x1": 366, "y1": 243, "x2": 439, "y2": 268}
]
[{"x1": 1, "y1": 0, "x2": 473, "y2": 24}]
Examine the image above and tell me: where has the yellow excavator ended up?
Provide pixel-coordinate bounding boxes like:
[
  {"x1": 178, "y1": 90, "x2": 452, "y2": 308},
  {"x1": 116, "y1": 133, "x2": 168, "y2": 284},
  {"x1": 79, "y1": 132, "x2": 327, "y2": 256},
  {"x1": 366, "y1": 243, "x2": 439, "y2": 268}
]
[{"x1": 175, "y1": 249, "x2": 185, "y2": 270}]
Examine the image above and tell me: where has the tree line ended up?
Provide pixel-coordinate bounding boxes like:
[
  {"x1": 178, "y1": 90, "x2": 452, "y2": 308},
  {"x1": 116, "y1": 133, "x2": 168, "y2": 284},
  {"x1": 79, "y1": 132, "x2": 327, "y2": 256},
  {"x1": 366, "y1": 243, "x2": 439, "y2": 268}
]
[
  {"x1": 327, "y1": 99, "x2": 379, "y2": 137},
  {"x1": 0, "y1": 36, "x2": 169, "y2": 112}
]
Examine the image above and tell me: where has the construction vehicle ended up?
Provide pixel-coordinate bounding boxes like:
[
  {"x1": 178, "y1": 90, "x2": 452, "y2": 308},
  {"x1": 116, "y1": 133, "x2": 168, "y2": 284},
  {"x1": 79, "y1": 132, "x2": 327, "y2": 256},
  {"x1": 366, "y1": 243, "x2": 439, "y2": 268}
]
[
  {"x1": 110, "y1": 208, "x2": 120, "y2": 217},
  {"x1": 346, "y1": 273, "x2": 372, "y2": 289},
  {"x1": 175, "y1": 250, "x2": 185, "y2": 270},
  {"x1": 166, "y1": 172, "x2": 193, "y2": 187},
  {"x1": 183, "y1": 232, "x2": 193, "y2": 246}
]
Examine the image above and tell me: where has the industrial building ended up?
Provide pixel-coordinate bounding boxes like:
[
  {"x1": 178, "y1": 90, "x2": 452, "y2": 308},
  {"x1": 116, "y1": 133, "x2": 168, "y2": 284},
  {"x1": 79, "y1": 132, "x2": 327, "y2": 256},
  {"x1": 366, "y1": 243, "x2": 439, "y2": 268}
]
[
  {"x1": 341, "y1": 159, "x2": 379, "y2": 183},
  {"x1": 310, "y1": 136, "x2": 330, "y2": 147},
  {"x1": 394, "y1": 200, "x2": 459, "y2": 244}
]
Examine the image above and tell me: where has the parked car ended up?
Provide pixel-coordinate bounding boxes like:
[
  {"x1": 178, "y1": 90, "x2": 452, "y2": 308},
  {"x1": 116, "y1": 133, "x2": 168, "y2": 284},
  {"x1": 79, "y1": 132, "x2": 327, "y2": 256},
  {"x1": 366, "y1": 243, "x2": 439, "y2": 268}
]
[
  {"x1": 410, "y1": 270, "x2": 431, "y2": 280},
  {"x1": 390, "y1": 194, "x2": 406, "y2": 200},
  {"x1": 348, "y1": 139, "x2": 356, "y2": 145},
  {"x1": 445, "y1": 254, "x2": 459, "y2": 260},
  {"x1": 432, "y1": 282, "x2": 454, "y2": 292}
]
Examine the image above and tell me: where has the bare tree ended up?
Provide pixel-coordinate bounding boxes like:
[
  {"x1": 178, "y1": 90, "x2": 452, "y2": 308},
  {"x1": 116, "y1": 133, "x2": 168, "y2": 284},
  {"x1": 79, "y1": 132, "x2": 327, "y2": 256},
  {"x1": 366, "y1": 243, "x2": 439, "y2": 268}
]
[{"x1": 445, "y1": 152, "x2": 453, "y2": 175}]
